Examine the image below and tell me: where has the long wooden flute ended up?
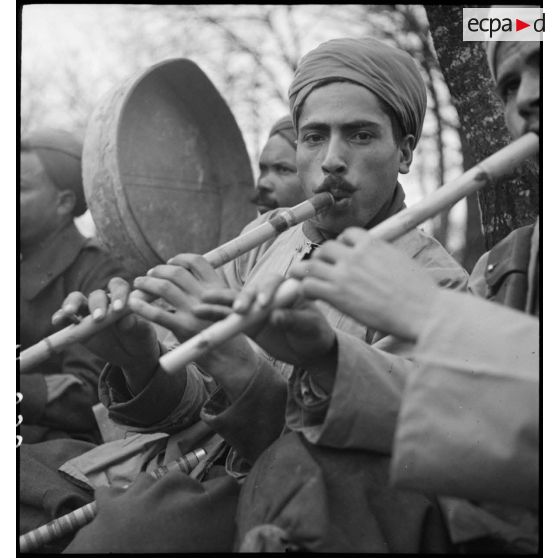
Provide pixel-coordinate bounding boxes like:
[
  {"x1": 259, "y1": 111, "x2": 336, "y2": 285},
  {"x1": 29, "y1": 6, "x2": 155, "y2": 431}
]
[
  {"x1": 159, "y1": 132, "x2": 539, "y2": 375},
  {"x1": 19, "y1": 447, "x2": 207, "y2": 553},
  {"x1": 19, "y1": 193, "x2": 334, "y2": 373}
]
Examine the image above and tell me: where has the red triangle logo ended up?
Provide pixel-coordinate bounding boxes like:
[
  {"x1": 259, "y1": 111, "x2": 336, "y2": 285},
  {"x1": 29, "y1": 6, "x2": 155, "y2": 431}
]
[{"x1": 516, "y1": 19, "x2": 530, "y2": 31}]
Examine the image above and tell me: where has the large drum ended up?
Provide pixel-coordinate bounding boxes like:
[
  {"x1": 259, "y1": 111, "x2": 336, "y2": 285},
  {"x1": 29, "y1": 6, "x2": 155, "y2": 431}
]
[{"x1": 83, "y1": 58, "x2": 256, "y2": 276}]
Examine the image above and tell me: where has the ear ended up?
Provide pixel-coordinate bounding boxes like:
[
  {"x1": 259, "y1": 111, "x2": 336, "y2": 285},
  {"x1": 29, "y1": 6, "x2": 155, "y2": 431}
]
[
  {"x1": 56, "y1": 189, "x2": 76, "y2": 217},
  {"x1": 398, "y1": 134, "x2": 415, "y2": 175}
]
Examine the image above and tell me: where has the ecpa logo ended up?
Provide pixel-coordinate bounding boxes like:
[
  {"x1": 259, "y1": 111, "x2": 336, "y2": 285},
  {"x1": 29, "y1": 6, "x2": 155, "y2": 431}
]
[{"x1": 463, "y1": 7, "x2": 544, "y2": 42}]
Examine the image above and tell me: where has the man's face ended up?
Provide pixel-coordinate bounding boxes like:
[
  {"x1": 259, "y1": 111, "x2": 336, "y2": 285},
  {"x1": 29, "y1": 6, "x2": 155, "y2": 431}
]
[
  {"x1": 254, "y1": 134, "x2": 305, "y2": 214},
  {"x1": 494, "y1": 41, "x2": 540, "y2": 139},
  {"x1": 20, "y1": 151, "x2": 62, "y2": 248},
  {"x1": 296, "y1": 81, "x2": 410, "y2": 236}
]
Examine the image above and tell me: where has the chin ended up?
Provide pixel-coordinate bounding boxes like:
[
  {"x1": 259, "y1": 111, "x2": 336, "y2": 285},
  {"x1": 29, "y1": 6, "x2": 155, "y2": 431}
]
[{"x1": 314, "y1": 214, "x2": 351, "y2": 237}]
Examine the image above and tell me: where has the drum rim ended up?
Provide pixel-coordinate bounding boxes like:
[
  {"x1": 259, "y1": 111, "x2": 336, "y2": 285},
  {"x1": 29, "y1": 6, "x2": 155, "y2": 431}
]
[{"x1": 83, "y1": 57, "x2": 255, "y2": 276}]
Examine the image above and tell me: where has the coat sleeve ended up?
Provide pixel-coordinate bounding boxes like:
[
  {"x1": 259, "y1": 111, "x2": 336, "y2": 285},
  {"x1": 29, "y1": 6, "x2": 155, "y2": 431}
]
[
  {"x1": 99, "y1": 348, "x2": 287, "y2": 465},
  {"x1": 390, "y1": 289, "x2": 539, "y2": 509},
  {"x1": 20, "y1": 347, "x2": 112, "y2": 435},
  {"x1": 286, "y1": 330, "x2": 417, "y2": 454},
  {"x1": 99, "y1": 355, "x2": 213, "y2": 434},
  {"x1": 201, "y1": 352, "x2": 288, "y2": 465}
]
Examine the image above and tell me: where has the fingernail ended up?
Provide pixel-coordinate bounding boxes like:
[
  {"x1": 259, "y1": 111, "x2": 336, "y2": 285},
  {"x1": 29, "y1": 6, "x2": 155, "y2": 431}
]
[
  {"x1": 92, "y1": 308, "x2": 104, "y2": 320},
  {"x1": 257, "y1": 293, "x2": 269, "y2": 307},
  {"x1": 113, "y1": 300, "x2": 124, "y2": 311}
]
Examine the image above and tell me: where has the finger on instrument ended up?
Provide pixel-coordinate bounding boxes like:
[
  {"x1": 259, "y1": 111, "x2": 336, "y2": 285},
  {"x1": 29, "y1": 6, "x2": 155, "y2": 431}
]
[
  {"x1": 134, "y1": 275, "x2": 195, "y2": 308},
  {"x1": 166, "y1": 253, "x2": 221, "y2": 285},
  {"x1": 253, "y1": 273, "x2": 285, "y2": 308},
  {"x1": 51, "y1": 309, "x2": 81, "y2": 327},
  {"x1": 107, "y1": 277, "x2": 132, "y2": 313},
  {"x1": 200, "y1": 288, "x2": 238, "y2": 307},
  {"x1": 298, "y1": 276, "x2": 339, "y2": 302},
  {"x1": 52, "y1": 291, "x2": 89, "y2": 326},
  {"x1": 146, "y1": 264, "x2": 203, "y2": 297},
  {"x1": 88, "y1": 289, "x2": 111, "y2": 321},
  {"x1": 232, "y1": 283, "x2": 259, "y2": 314},
  {"x1": 312, "y1": 240, "x2": 349, "y2": 264},
  {"x1": 289, "y1": 259, "x2": 334, "y2": 282},
  {"x1": 128, "y1": 296, "x2": 181, "y2": 332},
  {"x1": 192, "y1": 302, "x2": 233, "y2": 322}
]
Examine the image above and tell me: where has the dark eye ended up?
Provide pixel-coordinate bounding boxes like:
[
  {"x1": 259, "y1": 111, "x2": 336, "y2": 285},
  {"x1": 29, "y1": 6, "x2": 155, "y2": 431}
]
[
  {"x1": 301, "y1": 133, "x2": 325, "y2": 145},
  {"x1": 497, "y1": 78, "x2": 520, "y2": 101},
  {"x1": 351, "y1": 131, "x2": 374, "y2": 144},
  {"x1": 276, "y1": 165, "x2": 293, "y2": 175}
]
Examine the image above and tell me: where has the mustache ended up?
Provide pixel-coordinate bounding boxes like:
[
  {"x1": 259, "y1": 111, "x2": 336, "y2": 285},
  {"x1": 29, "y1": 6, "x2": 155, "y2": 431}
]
[
  {"x1": 249, "y1": 190, "x2": 278, "y2": 210},
  {"x1": 315, "y1": 175, "x2": 357, "y2": 195}
]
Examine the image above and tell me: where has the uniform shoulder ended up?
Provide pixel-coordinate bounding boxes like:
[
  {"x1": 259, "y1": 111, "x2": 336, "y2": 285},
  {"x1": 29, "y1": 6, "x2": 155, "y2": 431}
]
[
  {"x1": 394, "y1": 228, "x2": 469, "y2": 289},
  {"x1": 76, "y1": 236, "x2": 133, "y2": 282}
]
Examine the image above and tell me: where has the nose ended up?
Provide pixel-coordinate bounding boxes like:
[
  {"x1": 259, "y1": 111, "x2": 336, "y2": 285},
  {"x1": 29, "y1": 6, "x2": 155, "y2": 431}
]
[
  {"x1": 320, "y1": 136, "x2": 347, "y2": 175},
  {"x1": 256, "y1": 174, "x2": 274, "y2": 193},
  {"x1": 516, "y1": 67, "x2": 540, "y2": 123}
]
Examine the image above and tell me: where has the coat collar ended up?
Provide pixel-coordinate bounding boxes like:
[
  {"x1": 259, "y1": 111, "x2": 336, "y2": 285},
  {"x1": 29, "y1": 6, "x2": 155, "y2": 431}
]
[{"x1": 20, "y1": 222, "x2": 87, "y2": 300}]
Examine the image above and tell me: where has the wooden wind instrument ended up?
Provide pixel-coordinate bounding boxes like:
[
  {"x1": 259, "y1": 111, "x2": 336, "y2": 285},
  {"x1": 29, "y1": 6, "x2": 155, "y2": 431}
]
[
  {"x1": 19, "y1": 447, "x2": 207, "y2": 553},
  {"x1": 159, "y1": 132, "x2": 539, "y2": 375},
  {"x1": 19, "y1": 192, "x2": 334, "y2": 373}
]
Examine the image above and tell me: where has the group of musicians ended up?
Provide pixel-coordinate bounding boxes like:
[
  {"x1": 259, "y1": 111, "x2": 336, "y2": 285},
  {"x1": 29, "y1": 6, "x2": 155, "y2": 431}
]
[{"x1": 19, "y1": 33, "x2": 539, "y2": 554}]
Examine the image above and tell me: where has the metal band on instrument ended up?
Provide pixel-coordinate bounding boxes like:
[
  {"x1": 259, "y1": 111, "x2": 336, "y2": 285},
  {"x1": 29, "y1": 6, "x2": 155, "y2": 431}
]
[{"x1": 268, "y1": 208, "x2": 299, "y2": 234}]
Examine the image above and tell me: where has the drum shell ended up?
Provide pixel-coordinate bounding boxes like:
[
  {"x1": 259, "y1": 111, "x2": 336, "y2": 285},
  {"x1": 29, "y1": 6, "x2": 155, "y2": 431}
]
[{"x1": 83, "y1": 58, "x2": 256, "y2": 277}]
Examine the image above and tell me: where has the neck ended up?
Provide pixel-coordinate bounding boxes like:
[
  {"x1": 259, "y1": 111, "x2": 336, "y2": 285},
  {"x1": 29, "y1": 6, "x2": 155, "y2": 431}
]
[{"x1": 363, "y1": 186, "x2": 405, "y2": 230}]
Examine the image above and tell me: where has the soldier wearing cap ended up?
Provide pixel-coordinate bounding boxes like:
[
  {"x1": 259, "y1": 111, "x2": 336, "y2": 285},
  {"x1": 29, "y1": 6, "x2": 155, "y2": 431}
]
[{"x1": 20, "y1": 129, "x2": 131, "y2": 443}]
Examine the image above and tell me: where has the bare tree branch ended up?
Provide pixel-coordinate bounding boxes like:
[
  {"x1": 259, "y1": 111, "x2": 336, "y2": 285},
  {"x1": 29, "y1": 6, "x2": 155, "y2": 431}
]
[{"x1": 195, "y1": 13, "x2": 288, "y2": 105}]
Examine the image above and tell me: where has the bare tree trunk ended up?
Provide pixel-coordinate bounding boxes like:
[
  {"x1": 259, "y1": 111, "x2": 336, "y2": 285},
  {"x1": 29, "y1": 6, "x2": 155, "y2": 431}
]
[
  {"x1": 460, "y1": 128, "x2": 486, "y2": 272},
  {"x1": 424, "y1": 5, "x2": 539, "y2": 250}
]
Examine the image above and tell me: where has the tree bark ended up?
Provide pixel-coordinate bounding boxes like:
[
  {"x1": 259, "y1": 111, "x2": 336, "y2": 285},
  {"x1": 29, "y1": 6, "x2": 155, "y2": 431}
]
[{"x1": 424, "y1": 5, "x2": 539, "y2": 250}]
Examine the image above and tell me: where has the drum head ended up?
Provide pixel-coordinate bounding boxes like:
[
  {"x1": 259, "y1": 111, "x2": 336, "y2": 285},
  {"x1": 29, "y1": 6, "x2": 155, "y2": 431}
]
[{"x1": 83, "y1": 58, "x2": 256, "y2": 276}]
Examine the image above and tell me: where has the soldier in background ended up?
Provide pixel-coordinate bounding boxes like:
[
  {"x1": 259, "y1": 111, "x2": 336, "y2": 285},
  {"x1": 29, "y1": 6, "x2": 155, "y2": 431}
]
[
  {"x1": 20, "y1": 129, "x2": 131, "y2": 443},
  {"x1": 250, "y1": 115, "x2": 306, "y2": 214}
]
